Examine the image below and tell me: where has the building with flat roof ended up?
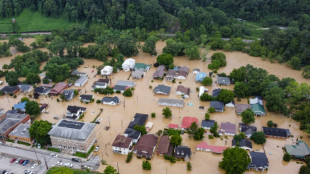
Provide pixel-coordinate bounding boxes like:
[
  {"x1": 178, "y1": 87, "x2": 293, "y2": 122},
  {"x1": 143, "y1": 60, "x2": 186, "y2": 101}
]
[
  {"x1": 0, "y1": 112, "x2": 30, "y2": 140},
  {"x1": 48, "y1": 119, "x2": 96, "y2": 153},
  {"x1": 9, "y1": 123, "x2": 31, "y2": 143}
]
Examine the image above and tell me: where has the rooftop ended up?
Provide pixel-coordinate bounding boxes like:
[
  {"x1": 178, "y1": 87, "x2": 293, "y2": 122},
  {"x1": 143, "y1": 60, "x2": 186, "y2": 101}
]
[
  {"x1": 182, "y1": 117, "x2": 198, "y2": 129},
  {"x1": 235, "y1": 104, "x2": 251, "y2": 114},
  {"x1": 157, "y1": 135, "x2": 170, "y2": 154},
  {"x1": 196, "y1": 142, "x2": 227, "y2": 153},
  {"x1": 8, "y1": 123, "x2": 30, "y2": 138},
  {"x1": 112, "y1": 135, "x2": 132, "y2": 148},
  {"x1": 285, "y1": 141, "x2": 310, "y2": 157},
  {"x1": 128, "y1": 113, "x2": 148, "y2": 129},
  {"x1": 153, "y1": 85, "x2": 171, "y2": 95},
  {"x1": 262, "y1": 127, "x2": 290, "y2": 137}
]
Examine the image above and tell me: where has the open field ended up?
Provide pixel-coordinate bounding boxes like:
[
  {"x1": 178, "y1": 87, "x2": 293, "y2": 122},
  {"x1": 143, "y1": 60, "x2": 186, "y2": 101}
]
[
  {"x1": 0, "y1": 9, "x2": 73, "y2": 33},
  {"x1": 0, "y1": 39, "x2": 309, "y2": 174}
]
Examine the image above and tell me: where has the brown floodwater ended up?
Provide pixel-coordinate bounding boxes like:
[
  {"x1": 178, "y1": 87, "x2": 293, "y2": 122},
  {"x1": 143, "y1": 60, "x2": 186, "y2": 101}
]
[{"x1": 0, "y1": 39, "x2": 309, "y2": 174}]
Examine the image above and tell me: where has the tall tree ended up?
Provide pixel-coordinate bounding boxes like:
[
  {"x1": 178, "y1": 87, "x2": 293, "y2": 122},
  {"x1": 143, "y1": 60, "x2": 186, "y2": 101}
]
[
  {"x1": 219, "y1": 147, "x2": 251, "y2": 174},
  {"x1": 29, "y1": 120, "x2": 52, "y2": 145}
]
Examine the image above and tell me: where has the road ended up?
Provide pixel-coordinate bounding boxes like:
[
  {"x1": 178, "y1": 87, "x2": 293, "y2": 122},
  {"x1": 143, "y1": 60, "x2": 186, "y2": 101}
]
[{"x1": 0, "y1": 144, "x2": 100, "y2": 174}]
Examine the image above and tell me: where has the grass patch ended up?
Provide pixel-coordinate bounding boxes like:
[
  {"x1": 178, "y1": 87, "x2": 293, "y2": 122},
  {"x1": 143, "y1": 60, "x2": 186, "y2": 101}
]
[
  {"x1": 74, "y1": 145, "x2": 95, "y2": 158},
  {"x1": 47, "y1": 167, "x2": 103, "y2": 174},
  {"x1": 47, "y1": 147, "x2": 61, "y2": 153},
  {"x1": 17, "y1": 141, "x2": 31, "y2": 146},
  {"x1": 0, "y1": 8, "x2": 74, "y2": 33},
  {"x1": 6, "y1": 139, "x2": 14, "y2": 143}
]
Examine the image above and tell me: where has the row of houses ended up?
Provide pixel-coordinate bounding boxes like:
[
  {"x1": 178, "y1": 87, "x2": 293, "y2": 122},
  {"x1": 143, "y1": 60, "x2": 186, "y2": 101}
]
[
  {"x1": 153, "y1": 65, "x2": 189, "y2": 80},
  {"x1": 153, "y1": 84, "x2": 190, "y2": 98}
]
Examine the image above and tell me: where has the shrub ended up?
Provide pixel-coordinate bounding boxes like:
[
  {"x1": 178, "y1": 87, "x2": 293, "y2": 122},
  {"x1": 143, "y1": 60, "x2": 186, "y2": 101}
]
[
  {"x1": 164, "y1": 155, "x2": 176, "y2": 163},
  {"x1": 142, "y1": 161, "x2": 151, "y2": 170},
  {"x1": 283, "y1": 153, "x2": 291, "y2": 162},
  {"x1": 267, "y1": 120, "x2": 274, "y2": 127},
  {"x1": 205, "y1": 113, "x2": 210, "y2": 120},
  {"x1": 149, "y1": 85, "x2": 152, "y2": 89},
  {"x1": 187, "y1": 162, "x2": 192, "y2": 171},
  {"x1": 162, "y1": 107, "x2": 172, "y2": 118},
  {"x1": 96, "y1": 100, "x2": 101, "y2": 104},
  {"x1": 151, "y1": 112, "x2": 156, "y2": 118},
  {"x1": 208, "y1": 135, "x2": 214, "y2": 139},
  {"x1": 208, "y1": 107, "x2": 216, "y2": 113},
  {"x1": 126, "y1": 152, "x2": 133, "y2": 163},
  {"x1": 123, "y1": 89, "x2": 133, "y2": 97},
  {"x1": 250, "y1": 131, "x2": 266, "y2": 144}
]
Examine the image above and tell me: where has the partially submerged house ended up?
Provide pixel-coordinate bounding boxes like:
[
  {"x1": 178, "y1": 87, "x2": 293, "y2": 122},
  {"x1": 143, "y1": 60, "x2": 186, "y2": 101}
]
[
  {"x1": 285, "y1": 141, "x2": 310, "y2": 159},
  {"x1": 13, "y1": 101, "x2": 27, "y2": 112},
  {"x1": 235, "y1": 104, "x2": 251, "y2": 115},
  {"x1": 79, "y1": 94, "x2": 94, "y2": 103},
  {"x1": 113, "y1": 85, "x2": 129, "y2": 93},
  {"x1": 250, "y1": 96, "x2": 263, "y2": 105},
  {"x1": 131, "y1": 70, "x2": 145, "y2": 79},
  {"x1": 198, "y1": 86, "x2": 208, "y2": 98},
  {"x1": 92, "y1": 79, "x2": 110, "y2": 90},
  {"x1": 49, "y1": 82, "x2": 68, "y2": 95},
  {"x1": 175, "y1": 66, "x2": 189, "y2": 80},
  {"x1": 153, "y1": 85, "x2": 171, "y2": 95},
  {"x1": 216, "y1": 77, "x2": 231, "y2": 85},
  {"x1": 212, "y1": 88, "x2": 221, "y2": 97},
  {"x1": 174, "y1": 146, "x2": 191, "y2": 160},
  {"x1": 195, "y1": 72, "x2": 207, "y2": 82},
  {"x1": 182, "y1": 117, "x2": 198, "y2": 129},
  {"x1": 165, "y1": 70, "x2": 177, "y2": 81},
  {"x1": 249, "y1": 152, "x2": 269, "y2": 172},
  {"x1": 128, "y1": 113, "x2": 148, "y2": 129},
  {"x1": 19, "y1": 84, "x2": 33, "y2": 93},
  {"x1": 153, "y1": 65, "x2": 165, "y2": 79},
  {"x1": 101, "y1": 66, "x2": 113, "y2": 76},
  {"x1": 122, "y1": 58, "x2": 135, "y2": 72},
  {"x1": 66, "y1": 105, "x2": 87, "y2": 120},
  {"x1": 210, "y1": 101, "x2": 225, "y2": 112},
  {"x1": 176, "y1": 85, "x2": 190, "y2": 98},
  {"x1": 145, "y1": 122, "x2": 153, "y2": 132},
  {"x1": 219, "y1": 122, "x2": 236, "y2": 136},
  {"x1": 196, "y1": 142, "x2": 227, "y2": 154},
  {"x1": 71, "y1": 70, "x2": 87, "y2": 77},
  {"x1": 62, "y1": 89, "x2": 75, "y2": 101},
  {"x1": 158, "y1": 98, "x2": 184, "y2": 108},
  {"x1": 239, "y1": 123, "x2": 257, "y2": 138},
  {"x1": 262, "y1": 127, "x2": 290, "y2": 138},
  {"x1": 124, "y1": 128, "x2": 141, "y2": 144},
  {"x1": 232, "y1": 139, "x2": 252, "y2": 151},
  {"x1": 74, "y1": 76, "x2": 88, "y2": 87},
  {"x1": 112, "y1": 135, "x2": 133, "y2": 155},
  {"x1": 192, "y1": 68, "x2": 200, "y2": 74},
  {"x1": 0, "y1": 86, "x2": 19, "y2": 95},
  {"x1": 133, "y1": 134, "x2": 158, "y2": 159},
  {"x1": 34, "y1": 86, "x2": 51, "y2": 97},
  {"x1": 113, "y1": 80, "x2": 135, "y2": 93},
  {"x1": 201, "y1": 120, "x2": 215, "y2": 130},
  {"x1": 157, "y1": 135, "x2": 173, "y2": 156},
  {"x1": 251, "y1": 104, "x2": 266, "y2": 116},
  {"x1": 134, "y1": 63, "x2": 151, "y2": 72},
  {"x1": 168, "y1": 124, "x2": 179, "y2": 129},
  {"x1": 101, "y1": 96, "x2": 120, "y2": 105}
]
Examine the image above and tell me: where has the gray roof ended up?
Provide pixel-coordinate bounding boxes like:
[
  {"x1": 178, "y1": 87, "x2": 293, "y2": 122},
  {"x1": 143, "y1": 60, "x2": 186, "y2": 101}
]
[
  {"x1": 62, "y1": 89, "x2": 75, "y2": 101},
  {"x1": 113, "y1": 85, "x2": 128, "y2": 92},
  {"x1": 158, "y1": 98, "x2": 184, "y2": 108},
  {"x1": 201, "y1": 120, "x2": 215, "y2": 128},
  {"x1": 210, "y1": 101, "x2": 224, "y2": 110},
  {"x1": 101, "y1": 96, "x2": 120, "y2": 103},
  {"x1": 48, "y1": 119, "x2": 96, "y2": 141},
  {"x1": 217, "y1": 77, "x2": 231, "y2": 84},
  {"x1": 116, "y1": 80, "x2": 135, "y2": 87},
  {"x1": 19, "y1": 84, "x2": 32, "y2": 92},
  {"x1": 75, "y1": 76, "x2": 88, "y2": 84},
  {"x1": 8, "y1": 123, "x2": 30, "y2": 139},
  {"x1": 0, "y1": 113, "x2": 28, "y2": 134},
  {"x1": 285, "y1": 141, "x2": 310, "y2": 157},
  {"x1": 232, "y1": 139, "x2": 252, "y2": 149},
  {"x1": 250, "y1": 152, "x2": 269, "y2": 168},
  {"x1": 153, "y1": 85, "x2": 171, "y2": 95},
  {"x1": 132, "y1": 70, "x2": 144, "y2": 78}
]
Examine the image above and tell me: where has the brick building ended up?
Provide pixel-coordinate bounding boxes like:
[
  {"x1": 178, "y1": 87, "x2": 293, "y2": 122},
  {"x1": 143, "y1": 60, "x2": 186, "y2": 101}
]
[
  {"x1": 9, "y1": 123, "x2": 32, "y2": 143},
  {"x1": 0, "y1": 111, "x2": 30, "y2": 140}
]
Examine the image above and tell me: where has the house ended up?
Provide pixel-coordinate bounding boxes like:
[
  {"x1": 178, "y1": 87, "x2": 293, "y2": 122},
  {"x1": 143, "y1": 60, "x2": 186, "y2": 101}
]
[
  {"x1": 239, "y1": 123, "x2": 257, "y2": 138},
  {"x1": 165, "y1": 70, "x2": 177, "y2": 81},
  {"x1": 285, "y1": 141, "x2": 310, "y2": 159},
  {"x1": 13, "y1": 101, "x2": 27, "y2": 112},
  {"x1": 198, "y1": 86, "x2": 208, "y2": 98},
  {"x1": 219, "y1": 122, "x2": 236, "y2": 136},
  {"x1": 92, "y1": 79, "x2": 110, "y2": 90},
  {"x1": 8, "y1": 123, "x2": 31, "y2": 144},
  {"x1": 48, "y1": 119, "x2": 96, "y2": 153},
  {"x1": 40, "y1": 104, "x2": 48, "y2": 113},
  {"x1": 201, "y1": 120, "x2": 215, "y2": 130},
  {"x1": 116, "y1": 80, "x2": 135, "y2": 87},
  {"x1": 176, "y1": 85, "x2": 190, "y2": 98},
  {"x1": 101, "y1": 96, "x2": 120, "y2": 105},
  {"x1": 195, "y1": 72, "x2": 207, "y2": 82},
  {"x1": 74, "y1": 76, "x2": 88, "y2": 87},
  {"x1": 251, "y1": 104, "x2": 266, "y2": 116},
  {"x1": 128, "y1": 113, "x2": 148, "y2": 129},
  {"x1": 145, "y1": 122, "x2": 153, "y2": 132},
  {"x1": 133, "y1": 134, "x2": 159, "y2": 159},
  {"x1": 174, "y1": 146, "x2": 191, "y2": 160},
  {"x1": 49, "y1": 82, "x2": 68, "y2": 95},
  {"x1": 250, "y1": 96, "x2": 263, "y2": 105},
  {"x1": 182, "y1": 117, "x2": 198, "y2": 129},
  {"x1": 168, "y1": 124, "x2": 179, "y2": 129},
  {"x1": 0, "y1": 86, "x2": 19, "y2": 95},
  {"x1": 0, "y1": 112, "x2": 30, "y2": 140},
  {"x1": 232, "y1": 139, "x2": 252, "y2": 151},
  {"x1": 157, "y1": 135, "x2": 173, "y2": 156},
  {"x1": 217, "y1": 77, "x2": 231, "y2": 85},
  {"x1": 134, "y1": 63, "x2": 151, "y2": 72},
  {"x1": 66, "y1": 106, "x2": 87, "y2": 120},
  {"x1": 153, "y1": 85, "x2": 171, "y2": 95},
  {"x1": 131, "y1": 70, "x2": 145, "y2": 79},
  {"x1": 249, "y1": 152, "x2": 269, "y2": 171},
  {"x1": 79, "y1": 94, "x2": 94, "y2": 103},
  {"x1": 235, "y1": 104, "x2": 251, "y2": 115},
  {"x1": 192, "y1": 68, "x2": 200, "y2": 74},
  {"x1": 175, "y1": 66, "x2": 189, "y2": 80},
  {"x1": 62, "y1": 89, "x2": 75, "y2": 101},
  {"x1": 124, "y1": 128, "x2": 141, "y2": 144},
  {"x1": 34, "y1": 86, "x2": 51, "y2": 96},
  {"x1": 262, "y1": 127, "x2": 290, "y2": 138},
  {"x1": 113, "y1": 85, "x2": 129, "y2": 93},
  {"x1": 225, "y1": 101, "x2": 235, "y2": 108},
  {"x1": 196, "y1": 142, "x2": 227, "y2": 154},
  {"x1": 212, "y1": 88, "x2": 221, "y2": 97},
  {"x1": 112, "y1": 135, "x2": 133, "y2": 155},
  {"x1": 71, "y1": 70, "x2": 87, "y2": 77},
  {"x1": 210, "y1": 101, "x2": 224, "y2": 112},
  {"x1": 158, "y1": 98, "x2": 184, "y2": 108},
  {"x1": 153, "y1": 65, "x2": 165, "y2": 79},
  {"x1": 19, "y1": 84, "x2": 33, "y2": 93},
  {"x1": 122, "y1": 58, "x2": 135, "y2": 72},
  {"x1": 101, "y1": 66, "x2": 113, "y2": 76}
]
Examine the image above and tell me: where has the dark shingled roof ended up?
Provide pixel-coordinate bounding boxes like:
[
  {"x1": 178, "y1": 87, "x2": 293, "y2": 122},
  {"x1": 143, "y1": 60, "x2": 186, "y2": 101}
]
[
  {"x1": 101, "y1": 96, "x2": 120, "y2": 103},
  {"x1": 124, "y1": 128, "x2": 141, "y2": 139},
  {"x1": 262, "y1": 127, "x2": 290, "y2": 138},
  {"x1": 210, "y1": 101, "x2": 224, "y2": 110},
  {"x1": 157, "y1": 135, "x2": 170, "y2": 154},
  {"x1": 1, "y1": 86, "x2": 19, "y2": 94},
  {"x1": 112, "y1": 135, "x2": 132, "y2": 148},
  {"x1": 174, "y1": 146, "x2": 191, "y2": 159},
  {"x1": 232, "y1": 139, "x2": 252, "y2": 149},
  {"x1": 134, "y1": 134, "x2": 158, "y2": 158},
  {"x1": 249, "y1": 152, "x2": 269, "y2": 168},
  {"x1": 201, "y1": 120, "x2": 215, "y2": 129},
  {"x1": 239, "y1": 123, "x2": 257, "y2": 136},
  {"x1": 127, "y1": 113, "x2": 148, "y2": 129},
  {"x1": 80, "y1": 94, "x2": 93, "y2": 101},
  {"x1": 212, "y1": 88, "x2": 221, "y2": 97},
  {"x1": 67, "y1": 105, "x2": 86, "y2": 114}
]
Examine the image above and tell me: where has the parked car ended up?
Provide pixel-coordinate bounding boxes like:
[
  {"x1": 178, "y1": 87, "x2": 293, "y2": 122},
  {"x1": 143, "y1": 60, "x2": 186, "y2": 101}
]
[
  {"x1": 55, "y1": 161, "x2": 62, "y2": 166},
  {"x1": 24, "y1": 170, "x2": 32, "y2": 174},
  {"x1": 53, "y1": 116, "x2": 60, "y2": 120},
  {"x1": 31, "y1": 163, "x2": 38, "y2": 169},
  {"x1": 22, "y1": 160, "x2": 29, "y2": 166},
  {"x1": 81, "y1": 165, "x2": 90, "y2": 170},
  {"x1": 71, "y1": 158, "x2": 81, "y2": 163},
  {"x1": 64, "y1": 163, "x2": 73, "y2": 168},
  {"x1": 15, "y1": 158, "x2": 21, "y2": 164},
  {"x1": 95, "y1": 146, "x2": 100, "y2": 152},
  {"x1": 50, "y1": 153, "x2": 58, "y2": 158},
  {"x1": 19, "y1": 160, "x2": 25, "y2": 164},
  {"x1": 10, "y1": 158, "x2": 16, "y2": 163}
]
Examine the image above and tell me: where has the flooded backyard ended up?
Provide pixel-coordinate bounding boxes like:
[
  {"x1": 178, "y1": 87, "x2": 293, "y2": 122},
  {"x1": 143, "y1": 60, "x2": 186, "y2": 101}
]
[{"x1": 0, "y1": 39, "x2": 309, "y2": 174}]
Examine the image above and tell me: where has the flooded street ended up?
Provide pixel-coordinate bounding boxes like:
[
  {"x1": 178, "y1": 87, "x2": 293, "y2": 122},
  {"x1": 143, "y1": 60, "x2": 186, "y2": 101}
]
[{"x1": 0, "y1": 39, "x2": 309, "y2": 174}]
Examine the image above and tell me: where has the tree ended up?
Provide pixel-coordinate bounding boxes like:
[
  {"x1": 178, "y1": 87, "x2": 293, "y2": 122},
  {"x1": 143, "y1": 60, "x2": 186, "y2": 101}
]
[
  {"x1": 142, "y1": 161, "x2": 151, "y2": 170},
  {"x1": 219, "y1": 147, "x2": 251, "y2": 174},
  {"x1": 193, "y1": 128, "x2": 205, "y2": 140},
  {"x1": 142, "y1": 35, "x2": 158, "y2": 55},
  {"x1": 25, "y1": 72, "x2": 41, "y2": 84},
  {"x1": 299, "y1": 166, "x2": 310, "y2": 174},
  {"x1": 302, "y1": 66, "x2": 310, "y2": 79},
  {"x1": 21, "y1": 97, "x2": 29, "y2": 102},
  {"x1": 163, "y1": 39, "x2": 184, "y2": 56},
  {"x1": 217, "y1": 89, "x2": 235, "y2": 104},
  {"x1": 264, "y1": 86, "x2": 287, "y2": 114},
  {"x1": 201, "y1": 77, "x2": 212, "y2": 86},
  {"x1": 104, "y1": 165, "x2": 118, "y2": 174},
  {"x1": 234, "y1": 82, "x2": 248, "y2": 98},
  {"x1": 170, "y1": 134, "x2": 182, "y2": 146},
  {"x1": 210, "y1": 122, "x2": 219, "y2": 137},
  {"x1": 211, "y1": 52, "x2": 226, "y2": 67},
  {"x1": 184, "y1": 44, "x2": 200, "y2": 60},
  {"x1": 241, "y1": 109, "x2": 255, "y2": 124},
  {"x1": 208, "y1": 107, "x2": 216, "y2": 113},
  {"x1": 117, "y1": 34, "x2": 139, "y2": 57},
  {"x1": 289, "y1": 56, "x2": 302, "y2": 70},
  {"x1": 123, "y1": 89, "x2": 133, "y2": 97},
  {"x1": 250, "y1": 131, "x2": 266, "y2": 144},
  {"x1": 45, "y1": 64, "x2": 71, "y2": 82},
  {"x1": 283, "y1": 153, "x2": 291, "y2": 162},
  {"x1": 48, "y1": 167, "x2": 74, "y2": 174},
  {"x1": 47, "y1": 36, "x2": 65, "y2": 57},
  {"x1": 162, "y1": 107, "x2": 172, "y2": 118},
  {"x1": 25, "y1": 101, "x2": 41, "y2": 119},
  {"x1": 29, "y1": 120, "x2": 52, "y2": 146},
  {"x1": 205, "y1": 113, "x2": 210, "y2": 120},
  {"x1": 267, "y1": 120, "x2": 274, "y2": 127},
  {"x1": 157, "y1": 53, "x2": 174, "y2": 67},
  {"x1": 187, "y1": 162, "x2": 192, "y2": 171},
  {"x1": 200, "y1": 93, "x2": 214, "y2": 101},
  {"x1": 134, "y1": 125, "x2": 147, "y2": 135},
  {"x1": 229, "y1": 67, "x2": 246, "y2": 82},
  {"x1": 5, "y1": 71, "x2": 19, "y2": 86}
]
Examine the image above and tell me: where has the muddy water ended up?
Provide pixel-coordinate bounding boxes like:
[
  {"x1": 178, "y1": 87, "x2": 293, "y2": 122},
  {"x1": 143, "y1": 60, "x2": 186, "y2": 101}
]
[{"x1": 0, "y1": 39, "x2": 309, "y2": 174}]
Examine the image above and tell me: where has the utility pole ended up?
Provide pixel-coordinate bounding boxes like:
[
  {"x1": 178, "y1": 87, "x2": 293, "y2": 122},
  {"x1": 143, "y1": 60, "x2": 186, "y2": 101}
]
[{"x1": 43, "y1": 155, "x2": 49, "y2": 170}]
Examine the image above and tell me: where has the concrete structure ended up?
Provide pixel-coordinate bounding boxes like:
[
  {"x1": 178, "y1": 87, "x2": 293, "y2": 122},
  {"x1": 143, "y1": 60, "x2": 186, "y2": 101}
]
[
  {"x1": 158, "y1": 98, "x2": 184, "y2": 108},
  {"x1": 112, "y1": 135, "x2": 133, "y2": 155},
  {"x1": 0, "y1": 112, "x2": 30, "y2": 140},
  {"x1": 8, "y1": 123, "x2": 31, "y2": 144},
  {"x1": 101, "y1": 66, "x2": 113, "y2": 76},
  {"x1": 74, "y1": 76, "x2": 88, "y2": 87},
  {"x1": 122, "y1": 58, "x2": 135, "y2": 72},
  {"x1": 48, "y1": 119, "x2": 96, "y2": 153}
]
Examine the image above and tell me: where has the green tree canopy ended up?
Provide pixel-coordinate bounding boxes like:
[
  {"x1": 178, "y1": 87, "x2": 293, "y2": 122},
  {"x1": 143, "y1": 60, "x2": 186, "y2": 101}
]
[
  {"x1": 250, "y1": 131, "x2": 266, "y2": 144},
  {"x1": 25, "y1": 101, "x2": 41, "y2": 119},
  {"x1": 25, "y1": 72, "x2": 41, "y2": 84},
  {"x1": 219, "y1": 147, "x2": 251, "y2": 174},
  {"x1": 170, "y1": 134, "x2": 182, "y2": 146},
  {"x1": 142, "y1": 35, "x2": 158, "y2": 56},
  {"x1": 201, "y1": 77, "x2": 213, "y2": 86},
  {"x1": 162, "y1": 107, "x2": 172, "y2": 118},
  {"x1": 29, "y1": 120, "x2": 52, "y2": 146},
  {"x1": 5, "y1": 71, "x2": 19, "y2": 86},
  {"x1": 217, "y1": 89, "x2": 234, "y2": 104},
  {"x1": 157, "y1": 53, "x2": 174, "y2": 67},
  {"x1": 234, "y1": 82, "x2": 249, "y2": 98},
  {"x1": 241, "y1": 109, "x2": 255, "y2": 124},
  {"x1": 104, "y1": 165, "x2": 119, "y2": 174}
]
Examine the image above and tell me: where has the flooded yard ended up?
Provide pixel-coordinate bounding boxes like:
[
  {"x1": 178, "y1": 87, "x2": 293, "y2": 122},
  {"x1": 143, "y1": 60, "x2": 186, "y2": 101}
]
[{"x1": 0, "y1": 39, "x2": 309, "y2": 174}]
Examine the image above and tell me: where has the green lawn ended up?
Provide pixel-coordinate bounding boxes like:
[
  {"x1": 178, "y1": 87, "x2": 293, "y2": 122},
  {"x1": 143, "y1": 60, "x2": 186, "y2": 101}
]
[
  {"x1": 0, "y1": 8, "x2": 74, "y2": 33},
  {"x1": 46, "y1": 167, "x2": 103, "y2": 174}
]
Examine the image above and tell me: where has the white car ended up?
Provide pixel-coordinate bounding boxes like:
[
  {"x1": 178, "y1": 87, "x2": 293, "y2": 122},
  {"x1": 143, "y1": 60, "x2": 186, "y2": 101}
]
[
  {"x1": 55, "y1": 161, "x2": 63, "y2": 166},
  {"x1": 50, "y1": 153, "x2": 58, "y2": 158},
  {"x1": 0, "y1": 81, "x2": 3, "y2": 85},
  {"x1": 95, "y1": 146, "x2": 99, "y2": 152},
  {"x1": 31, "y1": 163, "x2": 38, "y2": 169},
  {"x1": 64, "y1": 163, "x2": 73, "y2": 168}
]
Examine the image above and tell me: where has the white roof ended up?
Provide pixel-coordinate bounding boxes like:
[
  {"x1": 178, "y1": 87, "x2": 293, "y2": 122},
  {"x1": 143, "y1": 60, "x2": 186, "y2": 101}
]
[
  {"x1": 199, "y1": 86, "x2": 208, "y2": 97},
  {"x1": 145, "y1": 122, "x2": 153, "y2": 129},
  {"x1": 250, "y1": 97, "x2": 263, "y2": 105},
  {"x1": 122, "y1": 58, "x2": 135, "y2": 67},
  {"x1": 102, "y1": 66, "x2": 113, "y2": 71}
]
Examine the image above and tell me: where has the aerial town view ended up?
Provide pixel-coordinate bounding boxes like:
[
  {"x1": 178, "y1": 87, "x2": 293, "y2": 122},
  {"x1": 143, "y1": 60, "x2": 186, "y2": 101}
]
[{"x1": 0, "y1": 1, "x2": 309, "y2": 174}]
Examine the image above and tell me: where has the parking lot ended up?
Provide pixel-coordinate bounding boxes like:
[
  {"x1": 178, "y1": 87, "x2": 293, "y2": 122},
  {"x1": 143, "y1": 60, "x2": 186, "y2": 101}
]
[{"x1": 0, "y1": 155, "x2": 44, "y2": 174}]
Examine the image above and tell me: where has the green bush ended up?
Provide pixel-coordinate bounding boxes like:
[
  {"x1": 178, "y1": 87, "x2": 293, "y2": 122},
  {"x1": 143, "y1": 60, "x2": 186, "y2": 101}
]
[
  {"x1": 126, "y1": 152, "x2": 133, "y2": 163},
  {"x1": 164, "y1": 155, "x2": 176, "y2": 163},
  {"x1": 142, "y1": 161, "x2": 151, "y2": 170},
  {"x1": 96, "y1": 99, "x2": 101, "y2": 104},
  {"x1": 283, "y1": 153, "x2": 291, "y2": 162},
  {"x1": 267, "y1": 120, "x2": 274, "y2": 127},
  {"x1": 123, "y1": 89, "x2": 133, "y2": 97},
  {"x1": 208, "y1": 107, "x2": 216, "y2": 113},
  {"x1": 151, "y1": 112, "x2": 156, "y2": 118},
  {"x1": 208, "y1": 135, "x2": 214, "y2": 139},
  {"x1": 205, "y1": 113, "x2": 210, "y2": 120},
  {"x1": 187, "y1": 162, "x2": 192, "y2": 171}
]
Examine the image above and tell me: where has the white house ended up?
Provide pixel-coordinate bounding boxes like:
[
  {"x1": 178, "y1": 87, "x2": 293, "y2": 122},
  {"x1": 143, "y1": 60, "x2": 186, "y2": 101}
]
[
  {"x1": 112, "y1": 135, "x2": 133, "y2": 155},
  {"x1": 158, "y1": 98, "x2": 184, "y2": 108},
  {"x1": 101, "y1": 66, "x2": 113, "y2": 76},
  {"x1": 101, "y1": 96, "x2": 120, "y2": 105},
  {"x1": 66, "y1": 105, "x2": 87, "y2": 120},
  {"x1": 74, "y1": 76, "x2": 88, "y2": 87},
  {"x1": 199, "y1": 86, "x2": 208, "y2": 98},
  {"x1": 122, "y1": 58, "x2": 135, "y2": 72},
  {"x1": 92, "y1": 79, "x2": 110, "y2": 90}
]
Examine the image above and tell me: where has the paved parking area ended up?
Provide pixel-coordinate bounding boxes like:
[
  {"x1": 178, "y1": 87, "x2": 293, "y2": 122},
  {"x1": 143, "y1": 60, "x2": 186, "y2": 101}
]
[{"x1": 0, "y1": 155, "x2": 44, "y2": 174}]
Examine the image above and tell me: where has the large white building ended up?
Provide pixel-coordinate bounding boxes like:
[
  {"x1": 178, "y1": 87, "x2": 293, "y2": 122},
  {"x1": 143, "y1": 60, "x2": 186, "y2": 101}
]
[
  {"x1": 122, "y1": 58, "x2": 135, "y2": 72},
  {"x1": 101, "y1": 66, "x2": 113, "y2": 76}
]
